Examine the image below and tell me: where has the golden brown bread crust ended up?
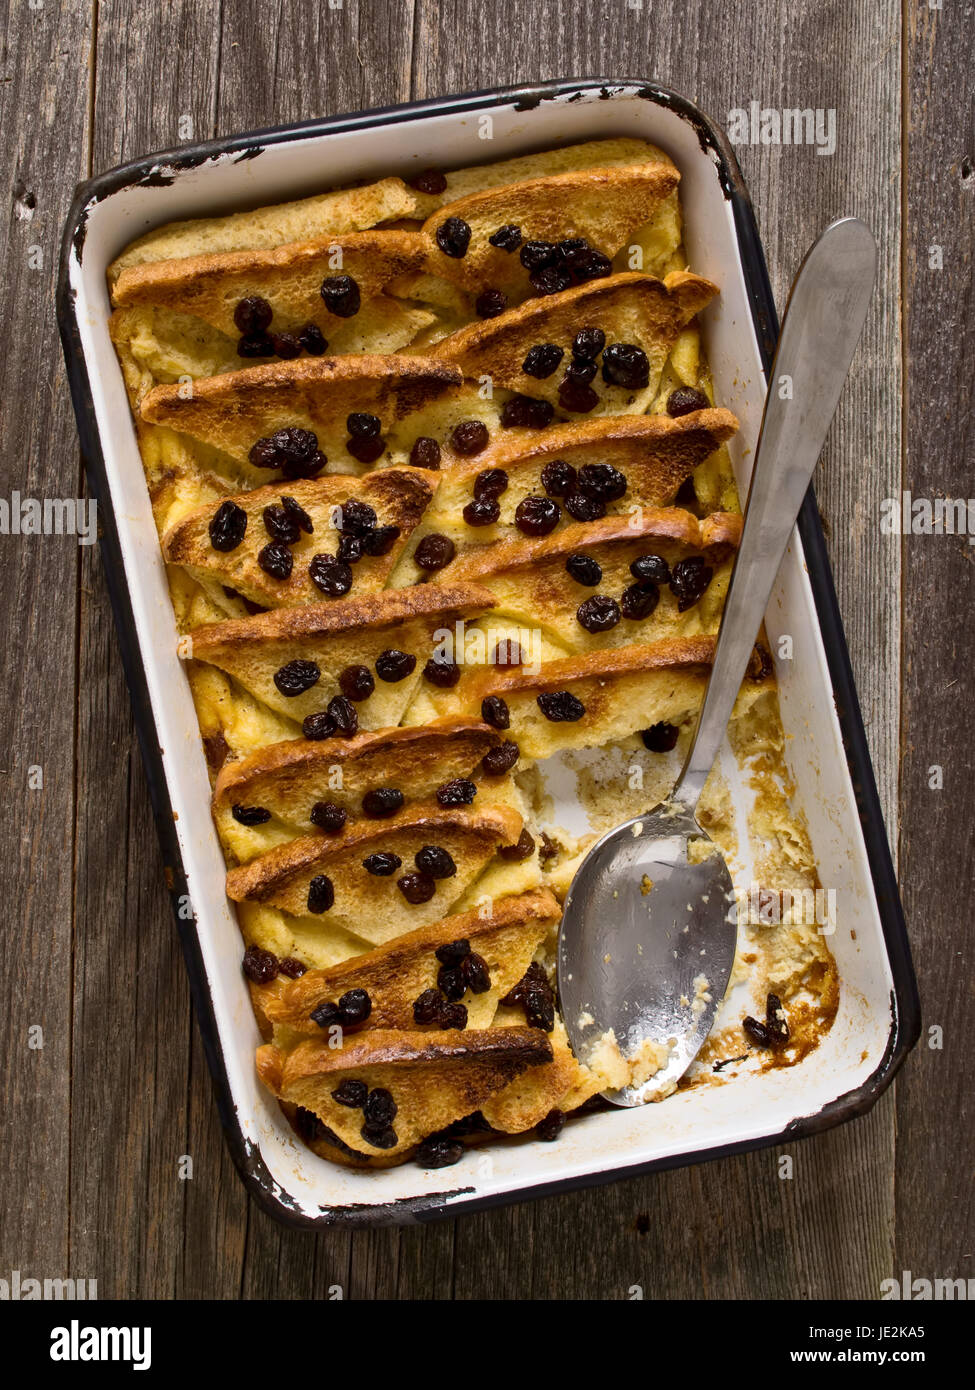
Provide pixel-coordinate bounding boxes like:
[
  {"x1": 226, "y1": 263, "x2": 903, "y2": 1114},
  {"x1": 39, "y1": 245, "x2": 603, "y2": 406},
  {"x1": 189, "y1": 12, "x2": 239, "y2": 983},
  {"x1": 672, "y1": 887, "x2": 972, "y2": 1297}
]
[
  {"x1": 474, "y1": 635, "x2": 716, "y2": 697},
  {"x1": 280, "y1": 1025, "x2": 552, "y2": 1078}
]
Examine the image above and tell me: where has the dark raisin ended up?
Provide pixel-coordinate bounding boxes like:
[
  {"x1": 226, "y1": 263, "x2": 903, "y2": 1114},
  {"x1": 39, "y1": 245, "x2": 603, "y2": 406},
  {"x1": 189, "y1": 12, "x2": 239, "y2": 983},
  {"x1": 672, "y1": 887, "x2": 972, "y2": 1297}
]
[
  {"x1": 234, "y1": 295, "x2": 273, "y2": 334},
  {"x1": 451, "y1": 420, "x2": 489, "y2": 456},
  {"x1": 398, "y1": 872, "x2": 436, "y2": 904},
  {"x1": 307, "y1": 875, "x2": 335, "y2": 914},
  {"x1": 362, "y1": 787, "x2": 404, "y2": 818},
  {"x1": 522, "y1": 343, "x2": 564, "y2": 378},
  {"x1": 273, "y1": 659, "x2": 320, "y2": 697},
  {"x1": 436, "y1": 216, "x2": 472, "y2": 258},
  {"x1": 670, "y1": 555, "x2": 713, "y2": 611},
  {"x1": 310, "y1": 801, "x2": 348, "y2": 833},
  {"x1": 576, "y1": 594, "x2": 621, "y2": 633},
  {"x1": 743, "y1": 1016, "x2": 772, "y2": 1048},
  {"x1": 641, "y1": 722, "x2": 679, "y2": 752},
  {"x1": 765, "y1": 992, "x2": 790, "y2": 1046},
  {"x1": 563, "y1": 358, "x2": 598, "y2": 385},
  {"x1": 557, "y1": 377, "x2": 600, "y2": 413},
  {"x1": 302, "y1": 712, "x2": 337, "y2": 741},
  {"x1": 423, "y1": 656, "x2": 462, "y2": 688},
  {"x1": 415, "y1": 845, "x2": 457, "y2": 879},
  {"x1": 568, "y1": 249, "x2": 612, "y2": 283},
  {"x1": 602, "y1": 342, "x2": 650, "y2": 390},
  {"x1": 461, "y1": 951, "x2": 491, "y2": 993},
  {"x1": 536, "y1": 1109, "x2": 565, "y2": 1142},
  {"x1": 476, "y1": 289, "x2": 508, "y2": 318},
  {"x1": 413, "y1": 989, "x2": 444, "y2": 1025},
  {"x1": 347, "y1": 412, "x2": 382, "y2": 439},
  {"x1": 363, "y1": 525, "x2": 400, "y2": 556},
  {"x1": 409, "y1": 436, "x2": 441, "y2": 470},
  {"x1": 338, "y1": 988, "x2": 371, "y2": 1026},
  {"x1": 327, "y1": 695, "x2": 359, "y2": 736},
  {"x1": 439, "y1": 1002, "x2": 468, "y2": 1029},
  {"x1": 416, "y1": 1135, "x2": 465, "y2": 1167},
  {"x1": 209, "y1": 500, "x2": 248, "y2": 552},
  {"x1": 310, "y1": 1000, "x2": 341, "y2": 1028},
  {"x1": 747, "y1": 644, "x2": 774, "y2": 683},
  {"x1": 493, "y1": 639, "x2": 523, "y2": 667},
  {"x1": 237, "y1": 333, "x2": 275, "y2": 358},
  {"x1": 500, "y1": 395, "x2": 554, "y2": 430},
  {"x1": 524, "y1": 987, "x2": 556, "y2": 1032},
  {"x1": 435, "y1": 939, "x2": 471, "y2": 966},
  {"x1": 564, "y1": 490, "x2": 606, "y2": 522},
  {"x1": 279, "y1": 957, "x2": 307, "y2": 979},
  {"x1": 489, "y1": 224, "x2": 522, "y2": 252},
  {"x1": 666, "y1": 386, "x2": 710, "y2": 417},
  {"x1": 555, "y1": 236, "x2": 589, "y2": 265},
  {"x1": 375, "y1": 649, "x2": 417, "y2": 683},
  {"x1": 337, "y1": 500, "x2": 377, "y2": 536},
  {"x1": 519, "y1": 240, "x2": 556, "y2": 270},
  {"x1": 437, "y1": 964, "x2": 466, "y2": 1001},
  {"x1": 621, "y1": 581, "x2": 660, "y2": 620},
  {"x1": 436, "y1": 778, "x2": 477, "y2": 806},
  {"x1": 281, "y1": 494, "x2": 314, "y2": 534},
  {"x1": 501, "y1": 960, "x2": 548, "y2": 1007},
  {"x1": 263, "y1": 502, "x2": 300, "y2": 544},
  {"x1": 463, "y1": 497, "x2": 500, "y2": 527},
  {"x1": 320, "y1": 274, "x2": 361, "y2": 317},
  {"x1": 272, "y1": 331, "x2": 302, "y2": 359},
  {"x1": 630, "y1": 553, "x2": 671, "y2": 585},
  {"x1": 347, "y1": 435, "x2": 386, "y2": 464},
  {"x1": 250, "y1": 427, "x2": 326, "y2": 479},
  {"x1": 242, "y1": 944, "x2": 278, "y2": 983},
  {"x1": 332, "y1": 1078, "x2": 368, "y2": 1107},
  {"x1": 258, "y1": 541, "x2": 293, "y2": 580},
  {"x1": 515, "y1": 495, "x2": 560, "y2": 536},
  {"x1": 415, "y1": 533, "x2": 456, "y2": 571},
  {"x1": 530, "y1": 265, "x2": 572, "y2": 296},
  {"x1": 572, "y1": 326, "x2": 606, "y2": 360},
  {"x1": 339, "y1": 664, "x2": 375, "y2": 701},
  {"x1": 362, "y1": 852, "x2": 402, "y2": 876},
  {"x1": 481, "y1": 695, "x2": 510, "y2": 730},
  {"x1": 565, "y1": 553, "x2": 602, "y2": 586},
  {"x1": 232, "y1": 803, "x2": 272, "y2": 826},
  {"x1": 364, "y1": 1087, "x2": 397, "y2": 1124},
  {"x1": 537, "y1": 690, "x2": 585, "y2": 722},
  {"x1": 578, "y1": 463, "x2": 627, "y2": 501},
  {"x1": 541, "y1": 459, "x2": 577, "y2": 497},
  {"x1": 482, "y1": 741, "x2": 520, "y2": 776},
  {"x1": 498, "y1": 827, "x2": 535, "y2": 862},
  {"x1": 473, "y1": 467, "x2": 508, "y2": 498},
  {"x1": 309, "y1": 553, "x2": 353, "y2": 597},
  {"x1": 361, "y1": 1123, "x2": 398, "y2": 1150},
  {"x1": 297, "y1": 323, "x2": 328, "y2": 355},
  {"x1": 409, "y1": 167, "x2": 447, "y2": 194},
  {"x1": 337, "y1": 531, "x2": 362, "y2": 563}
]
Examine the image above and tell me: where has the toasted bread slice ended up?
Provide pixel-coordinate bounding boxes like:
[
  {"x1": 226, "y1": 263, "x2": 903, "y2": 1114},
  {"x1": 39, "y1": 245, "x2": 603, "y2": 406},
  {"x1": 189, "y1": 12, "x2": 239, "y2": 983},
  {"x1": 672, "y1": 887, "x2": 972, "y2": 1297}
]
[
  {"x1": 107, "y1": 177, "x2": 420, "y2": 282},
  {"x1": 212, "y1": 718, "x2": 505, "y2": 861},
  {"x1": 254, "y1": 888, "x2": 560, "y2": 1037},
  {"x1": 257, "y1": 1025, "x2": 553, "y2": 1159},
  {"x1": 226, "y1": 803, "x2": 524, "y2": 941},
  {"x1": 139, "y1": 354, "x2": 464, "y2": 469},
  {"x1": 187, "y1": 582, "x2": 497, "y2": 725},
  {"x1": 162, "y1": 468, "x2": 437, "y2": 610},
  {"x1": 430, "y1": 271, "x2": 716, "y2": 416},
  {"x1": 480, "y1": 1018, "x2": 583, "y2": 1132},
  {"x1": 112, "y1": 231, "x2": 428, "y2": 336},
  {"x1": 421, "y1": 164, "x2": 679, "y2": 295}
]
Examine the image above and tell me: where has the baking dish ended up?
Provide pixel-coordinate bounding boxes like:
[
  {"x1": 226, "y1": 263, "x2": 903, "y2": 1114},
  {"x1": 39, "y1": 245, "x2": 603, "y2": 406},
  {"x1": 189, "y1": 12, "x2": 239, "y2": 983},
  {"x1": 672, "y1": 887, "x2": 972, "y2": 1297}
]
[{"x1": 57, "y1": 77, "x2": 919, "y2": 1227}]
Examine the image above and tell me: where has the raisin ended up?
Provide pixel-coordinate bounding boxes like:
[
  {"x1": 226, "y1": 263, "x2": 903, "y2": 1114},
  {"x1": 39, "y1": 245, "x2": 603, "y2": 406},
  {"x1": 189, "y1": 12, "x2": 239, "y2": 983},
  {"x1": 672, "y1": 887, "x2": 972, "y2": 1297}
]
[
  {"x1": 327, "y1": 695, "x2": 359, "y2": 736},
  {"x1": 501, "y1": 961, "x2": 549, "y2": 1007},
  {"x1": 519, "y1": 240, "x2": 556, "y2": 270},
  {"x1": 743, "y1": 1016, "x2": 772, "y2": 1048},
  {"x1": 500, "y1": 395, "x2": 554, "y2": 429},
  {"x1": 439, "y1": 1003, "x2": 468, "y2": 1029},
  {"x1": 499, "y1": 827, "x2": 535, "y2": 862},
  {"x1": 493, "y1": 639, "x2": 523, "y2": 667},
  {"x1": 437, "y1": 964, "x2": 466, "y2": 1001},
  {"x1": 310, "y1": 801, "x2": 348, "y2": 833},
  {"x1": 232, "y1": 804, "x2": 272, "y2": 826},
  {"x1": 563, "y1": 490, "x2": 606, "y2": 522},
  {"x1": 398, "y1": 873, "x2": 436, "y2": 904},
  {"x1": 641, "y1": 722, "x2": 680, "y2": 752},
  {"x1": 339, "y1": 664, "x2": 375, "y2": 701},
  {"x1": 375, "y1": 649, "x2": 417, "y2": 683},
  {"x1": 555, "y1": 236, "x2": 589, "y2": 265},
  {"x1": 279, "y1": 957, "x2": 307, "y2": 979},
  {"x1": 362, "y1": 525, "x2": 400, "y2": 556},
  {"x1": 347, "y1": 435, "x2": 386, "y2": 464},
  {"x1": 346, "y1": 412, "x2": 382, "y2": 439},
  {"x1": 436, "y1": 216, "x2": 472, "y2": 258},
  {"x1": 461, "y1": 951, "x2": 491, "y2": 993},
  {"x1": 473, "y1": 467, "x2": 508, "y2": 498},
  {"x1": 242, "y1": 944, "x2": 278, "y2": 983},
  {"x1": 435, "y1": 939, "x2": 471, "y2": 967},
  {"x1": 337, "y1": 499, "x2": 377, "y2": 536},
  {"x1": 302, "y1": 712, "x2": 337, "y2": 741},
  {"x1": 747, "y1": 644, "x2": 774, "y2": 682},
  {"x1": 338, "y1": 988, "x2": 371, "y2": 1026},
  {"x1": 630, "y1": 553, "x2": 671, "y2": 585},
  {"x1": 765, "y1": 992, "x2": 790, "y2": 1046},
  {"x1": 436, "y1": 778, "x2": 476, "y2": 806},
  {"x1": 258, "y1": 541, "x2": 293, "y2": 580},
  {"x1": 338, "y1": 537, "x2": 363, "y2": 565},
  {"x1": 602, "y1": 342, "x2": 650, "y2": 390},
  {"x1": 237, "y1": 333, "x2": 274, "y2": 358},
  {"x1": 409, "y1": 436, "x2": 441, "y2": 470},
  {"x1": 576, "y1": 594, "x2": 621, "y2": 632},
  {"x1": 666, "y1": 386, "x2": 710, "y2": 417},
  {"x1": 332, "y1": 1078, "x2": 368, "y2": 1107},
  {"x1": 310, "y1": 1000, "x2": 341, "y2": 1028},
  {"x1": 209, "y1": 500, "x2": 248, "y2": 552},
  {"x1": 234, "y1": 296, "x2": 272, "y2": 334},
  {"x1": 536, "y1": 1109, "x2": 565, "y2": 1142},
  {"x1": 621, "y1": 581, "x2": 660, "y2": 620},
  {"x1": 361, "y1": 1124, "x2": 398, "y2": 1150},
  {"x1": 670, "y1": 555, "x2": 713, "y2": 611},
  {"x1": 309, "y1": 553, "x2": 353, "y2": 597},
  {"x1": 416, "y1": 1135, "x2": 465, "y2": 1167},
  {"x1": 409, "y1": 167, "x2": 447, "y2": 194},
  {"x1": 523, "y1": 343, "x2": 564, "y2": 378},
  {"x1": 423, "y1": 656, "x2": 461, "y2": 688},
  {"x1": 481, "y1": 695, "x2": 510, "y2": 730},
  {"x1": 263, "y1": 502, "x2": 300, "y2": 544},
  {"x1": 578, "y1": 463, "x2": 627, "y2": 501},
  {"x1": 489, "y1": 224, "x2": 522, "y2": 252},
  {"x1": 362, "y1": 787, "x2": 404, "y2": 818},
  {"x1": 281, "y1": 494, "x2": 314, "y2": 534},
  {"x1": 564, "y1": 358, "x2": 597, "y2": 386},
  {"x1": 272, "y1": 331, "x2": 302, "y2": 359},
  {"x1": 525, "y1": 987, "x2": 556, "y2": 1032},
  {"x1": 572, "y1": 326, "x2": 606, "y2": 360},
  {"x1": 557, "y1": 377, "x2": 600, "y2": 413},
  {"x1": 451, "y1": 420, "x2": 489, "y2": 456},
  {"x1": 541, "y1": 460, "x2": 577, "y2": 497},
  {"x1": 565, "y1": 553, "x2": 602, "y2": 586},
  {"x1": 476, "y1": 289, "x2": 508, "y2": 318},
  {"x1": 515, "y1": 495, "x2": 560, "y2": 536},
  {"x1": 537, "y1": 690, "x2": 585, "y2": 722},
  {"x1": 463, "y1": 497, "x2": 500, "y2": 527},
  {"x1": 273, "y1": 659, "x2": 320, "y2": 697},
  {"x1": 413, "y1": 989, "x2": 444, "y2": 1024},
  {"x1": 482, "y1": 741, "x2": 520, "y2": 776},
  {"x1": 362, "y1": 852, "x2": 402, "y2": 876},
  {"x1": 297, "y1": 323, "x2": 328, "y2": 355},
  {"x1": 414, "y1": 533, "x2": 455, "y2": 571},
  {"x1": 320, "y1": 274, "x2": 361, "y2": 317},
  {"x1": 415, "y1": 845, "x2": 456, "y2": 879},
  {"x1": 567, "y1": 249, "x2": 612, "y2": 283},
  {"x1": 249, "y1": 427, "x2": 326, "y2": 479},
  {"x1": 530, "y1": 265, "x2": 572, "y2": 296},
  {"x1": 307, "y1": 875, "x2": 335, "y2": 913}
]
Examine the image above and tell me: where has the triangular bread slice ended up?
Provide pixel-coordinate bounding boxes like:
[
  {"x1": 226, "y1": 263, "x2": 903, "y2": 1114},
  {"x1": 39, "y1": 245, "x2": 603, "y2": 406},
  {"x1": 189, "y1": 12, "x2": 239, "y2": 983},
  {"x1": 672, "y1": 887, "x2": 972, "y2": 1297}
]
[
  {"x1": 161, "y1": 467, "x2": 437, "y2": 610},
  {"x1": 421, "y1": 164, "x2": 679, "y2": 295},
  {"x1": 253, "y1": 888, "x2": 559, "y2": 1038},
  {"x1": 430, "y1": 271, "x2": 716, "y2": 416},
  {"x1": 480, "y1": 1018, "x2": 583, "y2": 1132},
  {"x1": 225, "y1": 803, "x2": 524, "y2": 941},
  {"x1": 257, "y1": 1025, "x2": 554, "y2": 1159},
  {"x1": 187, "y1": 582, "x2": 496, "y2": 726},
  {"x1": 212, "y1": 718, "x2": 505, "y2": 861}
]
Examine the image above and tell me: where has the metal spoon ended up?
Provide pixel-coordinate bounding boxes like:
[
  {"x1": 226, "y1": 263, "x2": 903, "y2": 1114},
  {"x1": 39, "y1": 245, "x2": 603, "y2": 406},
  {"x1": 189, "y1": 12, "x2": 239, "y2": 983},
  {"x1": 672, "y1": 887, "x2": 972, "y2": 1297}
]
[{"x1": 557, "y1": 217, "x2": 877, "y2": 1105}]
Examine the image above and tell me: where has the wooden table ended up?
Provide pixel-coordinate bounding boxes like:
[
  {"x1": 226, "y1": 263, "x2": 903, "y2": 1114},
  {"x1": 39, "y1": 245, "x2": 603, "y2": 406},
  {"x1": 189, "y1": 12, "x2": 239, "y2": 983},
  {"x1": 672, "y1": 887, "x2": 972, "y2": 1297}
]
[{"x1": 2, "y1": 0, "x2": 970, "y2": 1300}]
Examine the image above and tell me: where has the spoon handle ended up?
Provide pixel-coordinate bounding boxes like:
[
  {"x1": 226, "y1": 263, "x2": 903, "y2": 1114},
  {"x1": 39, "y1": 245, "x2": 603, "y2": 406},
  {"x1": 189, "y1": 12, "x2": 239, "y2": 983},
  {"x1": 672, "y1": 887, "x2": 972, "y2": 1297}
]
[{"x1": 675, "y1": 217, "x2": 877, "y2": 812}]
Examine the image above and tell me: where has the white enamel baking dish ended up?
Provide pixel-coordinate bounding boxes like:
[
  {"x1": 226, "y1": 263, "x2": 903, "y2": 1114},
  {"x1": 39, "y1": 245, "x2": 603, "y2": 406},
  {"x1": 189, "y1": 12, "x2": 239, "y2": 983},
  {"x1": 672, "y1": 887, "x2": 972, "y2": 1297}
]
[{"x1": 57, "y1": 78, "x2": 918, "y2": 1226}]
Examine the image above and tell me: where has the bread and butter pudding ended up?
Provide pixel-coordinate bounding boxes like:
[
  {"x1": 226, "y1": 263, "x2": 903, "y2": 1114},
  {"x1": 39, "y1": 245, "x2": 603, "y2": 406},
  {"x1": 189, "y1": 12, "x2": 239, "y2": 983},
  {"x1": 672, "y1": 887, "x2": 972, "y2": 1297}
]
[{"x1": 108, "y1": 138, "x2": 838, "y2": 1170}]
